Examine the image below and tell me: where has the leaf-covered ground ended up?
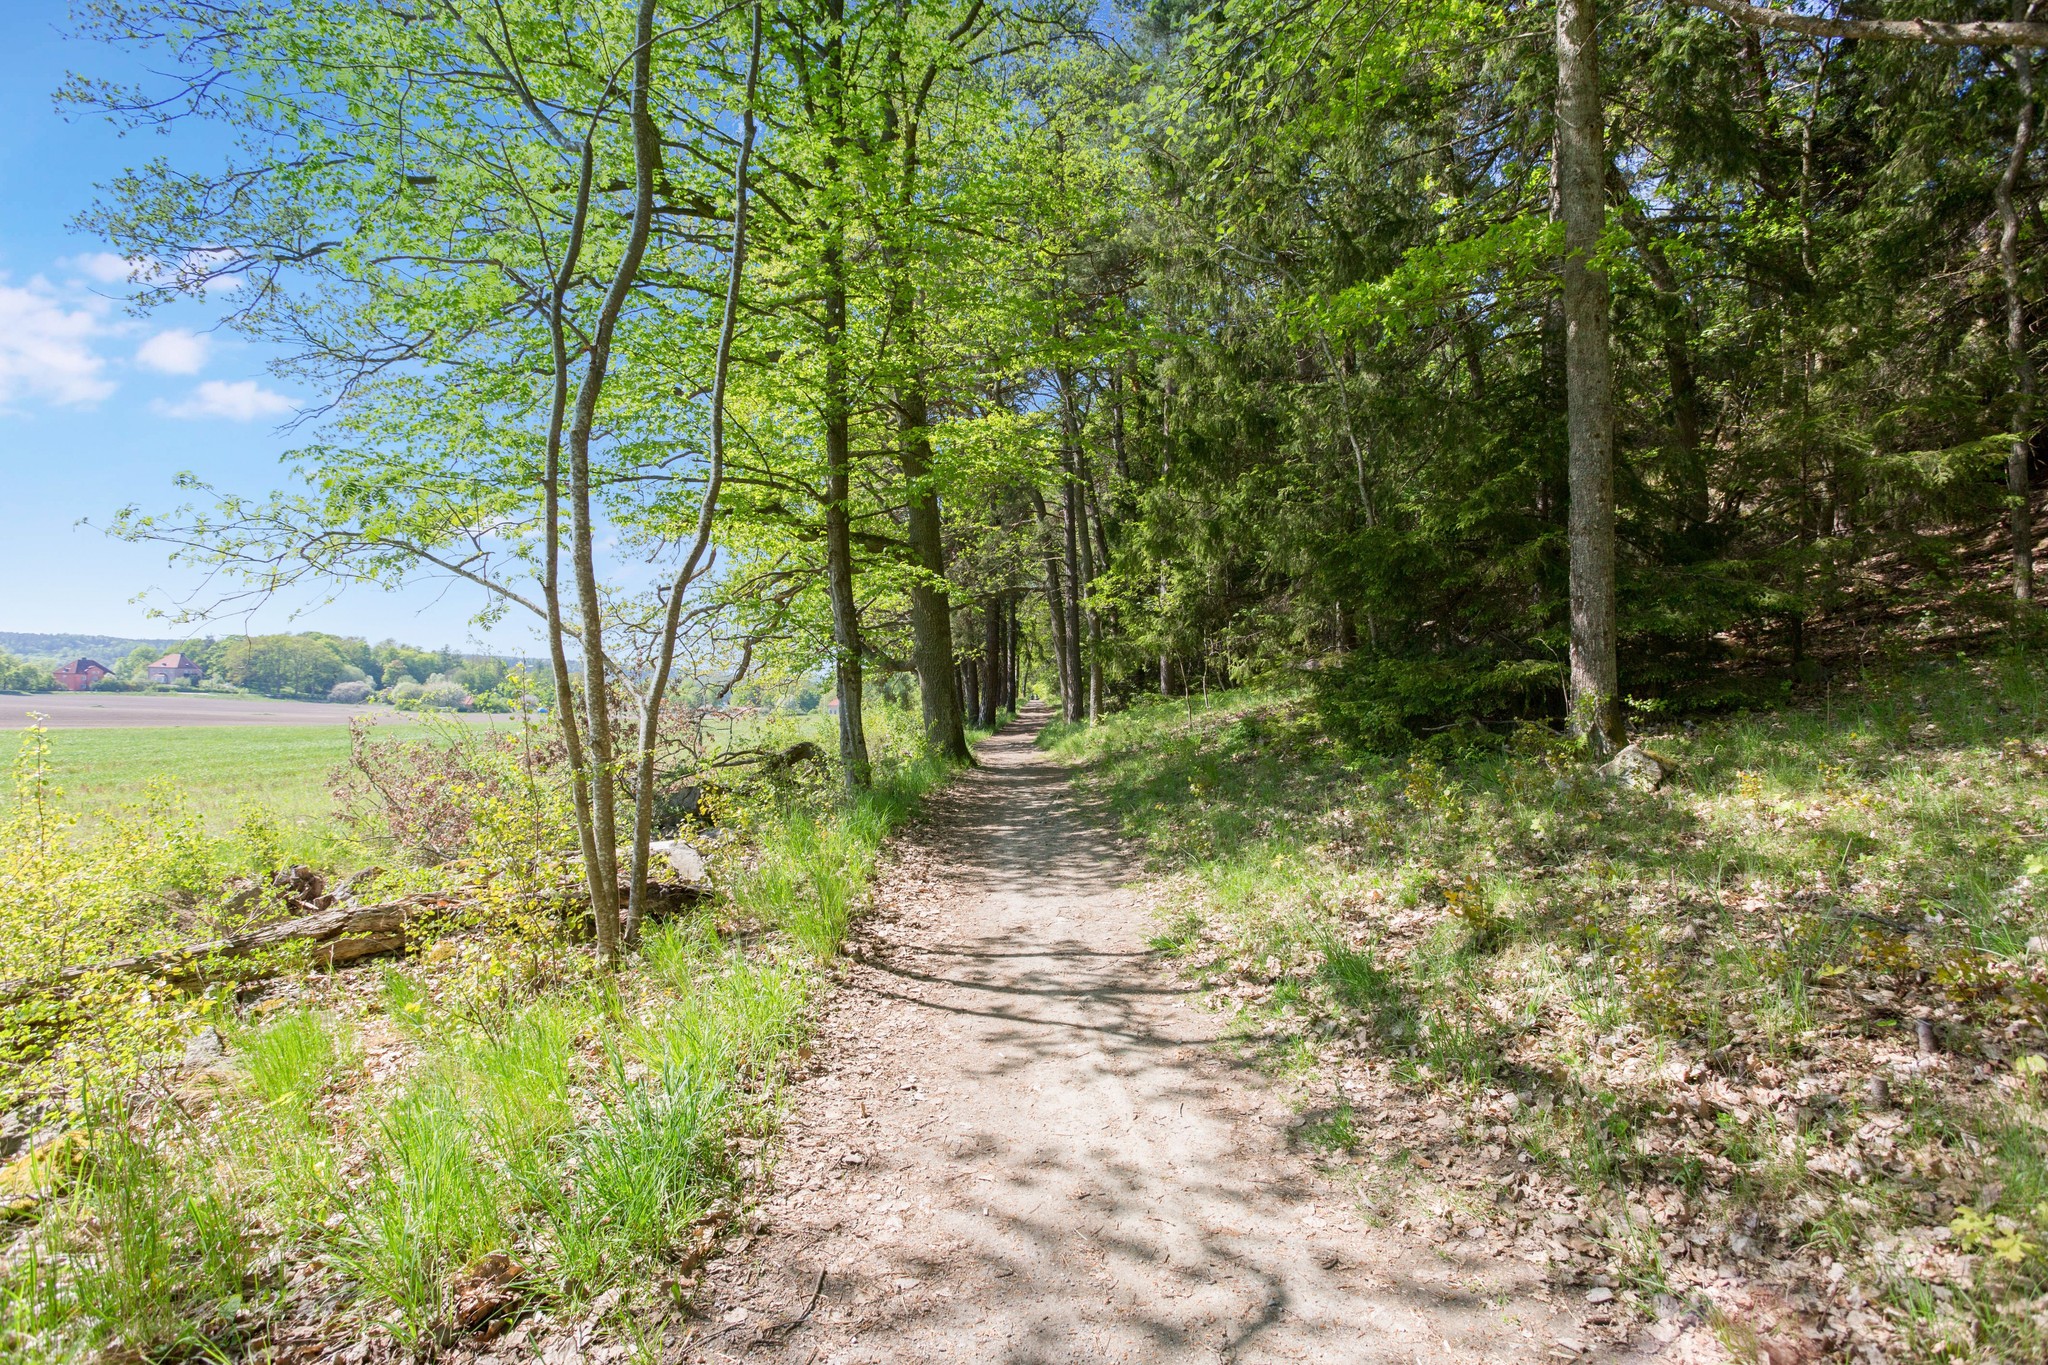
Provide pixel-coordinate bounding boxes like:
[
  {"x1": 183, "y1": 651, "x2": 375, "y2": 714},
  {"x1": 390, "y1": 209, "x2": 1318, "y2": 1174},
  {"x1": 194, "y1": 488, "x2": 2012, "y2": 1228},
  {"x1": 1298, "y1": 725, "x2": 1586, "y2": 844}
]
[{"x1": 1043, "y1": 657, "x2": 2048, "y2": 1364}]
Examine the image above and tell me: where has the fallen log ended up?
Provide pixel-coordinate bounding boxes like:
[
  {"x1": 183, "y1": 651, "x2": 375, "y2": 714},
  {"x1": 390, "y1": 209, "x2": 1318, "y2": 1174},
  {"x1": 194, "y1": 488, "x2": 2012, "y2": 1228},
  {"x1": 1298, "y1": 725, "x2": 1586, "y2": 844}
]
[
  {"x1": 0, "y1": 875, "x2": 705, "y2": 1005},
  {"x1": 0, "y1": 900, "x2": 416, "y2": 1006}
]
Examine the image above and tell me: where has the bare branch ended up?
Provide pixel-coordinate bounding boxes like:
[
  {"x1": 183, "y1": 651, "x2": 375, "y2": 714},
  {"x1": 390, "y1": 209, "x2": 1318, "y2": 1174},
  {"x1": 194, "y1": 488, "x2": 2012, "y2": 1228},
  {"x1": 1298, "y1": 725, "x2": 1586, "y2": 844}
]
[{"x1": 1692, "y1": 0, "x2": 2048, "y2": 47}]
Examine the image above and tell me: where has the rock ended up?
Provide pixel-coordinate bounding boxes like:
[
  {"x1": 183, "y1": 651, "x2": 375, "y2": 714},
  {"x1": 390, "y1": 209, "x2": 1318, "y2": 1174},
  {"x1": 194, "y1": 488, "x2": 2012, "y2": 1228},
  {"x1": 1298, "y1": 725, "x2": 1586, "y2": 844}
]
[
  {"x1": 1597, "y1": 743, "x2": 1669, "y2": 791},
  {"x1": 0, "y1": 1129, "x2": 88, "y2": 1218},
  {"x1": 646, "y1": 840, "x2": 708, "y2": 886},
  {"x1": 1586, "y1": 1286, "x2": 1614, "y2": 1303},
  {"x1": 182, "y1": 1026, "x2": 227, "y2": 1065}
]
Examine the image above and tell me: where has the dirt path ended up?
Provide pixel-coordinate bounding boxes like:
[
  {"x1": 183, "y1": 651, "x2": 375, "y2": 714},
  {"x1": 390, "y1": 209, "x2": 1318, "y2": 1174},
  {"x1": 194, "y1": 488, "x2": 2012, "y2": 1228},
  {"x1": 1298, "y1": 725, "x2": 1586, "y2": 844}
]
[{"x1": 692, "y1": 708, "x2": 1624, "y2": 1364}]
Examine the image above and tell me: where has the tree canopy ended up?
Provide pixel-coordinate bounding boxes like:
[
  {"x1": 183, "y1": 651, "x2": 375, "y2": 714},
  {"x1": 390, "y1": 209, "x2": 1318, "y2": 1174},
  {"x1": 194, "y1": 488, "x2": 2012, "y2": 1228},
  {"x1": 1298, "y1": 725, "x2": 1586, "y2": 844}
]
[{"x1": 78, "y1": 0, "x2": 2048, "y2": 929}]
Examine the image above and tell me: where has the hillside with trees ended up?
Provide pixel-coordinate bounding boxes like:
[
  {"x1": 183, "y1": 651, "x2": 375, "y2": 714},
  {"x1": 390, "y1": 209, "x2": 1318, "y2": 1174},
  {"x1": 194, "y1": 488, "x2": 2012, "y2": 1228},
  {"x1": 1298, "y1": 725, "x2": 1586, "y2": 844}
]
[
  {"x1": 0, "y1": 630, "x2": 536, "y2": 701},
  {"x1": 5, "y1": 1, "x2": 2048, "y2": 1361}
]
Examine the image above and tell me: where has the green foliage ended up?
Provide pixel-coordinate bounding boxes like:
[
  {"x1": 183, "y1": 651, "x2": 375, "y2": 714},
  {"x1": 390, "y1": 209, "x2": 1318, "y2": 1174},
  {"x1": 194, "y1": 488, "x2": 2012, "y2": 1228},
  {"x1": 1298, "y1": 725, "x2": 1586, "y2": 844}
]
[
  {"x1": 0, "y1": 1117, "x2": 253, "y2": 1359},
  {"x1": 0, "y1": 653, "x2": 53, "y2": 693},
  {"x1": 1312, "y1": 653, "x2": 1564, "y2": 752},
  {"x1": 213, "y1": 634, "x2": 364, "y2": 700},
  {"x1": 241, "y1": 1009, "x2": 350, "y2": 1119}
]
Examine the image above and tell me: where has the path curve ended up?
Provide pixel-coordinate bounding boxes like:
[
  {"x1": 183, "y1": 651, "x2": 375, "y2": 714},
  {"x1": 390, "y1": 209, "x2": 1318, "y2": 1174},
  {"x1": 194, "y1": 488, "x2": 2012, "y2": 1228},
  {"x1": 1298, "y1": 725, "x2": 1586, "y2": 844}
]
[{"x1": 693, "y1": 707, "x2": 1615, "y2": 1364}]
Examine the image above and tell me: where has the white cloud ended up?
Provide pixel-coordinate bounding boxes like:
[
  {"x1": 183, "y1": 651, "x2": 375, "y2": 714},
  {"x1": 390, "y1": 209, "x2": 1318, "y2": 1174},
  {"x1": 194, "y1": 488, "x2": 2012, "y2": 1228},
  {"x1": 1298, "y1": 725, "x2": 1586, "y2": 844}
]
[
  {"x1": 62, "y1": 252, "x2": 144, "y2": 285},
  {"x1": 0, "y1": 277, "x2": 116, "y2": 409},
  {"x1": 153, "y1": 378, "x2": 296, "y2": 422},
  {"x1": 135, "y1": 328, "x2": 211, "y2": 375}
]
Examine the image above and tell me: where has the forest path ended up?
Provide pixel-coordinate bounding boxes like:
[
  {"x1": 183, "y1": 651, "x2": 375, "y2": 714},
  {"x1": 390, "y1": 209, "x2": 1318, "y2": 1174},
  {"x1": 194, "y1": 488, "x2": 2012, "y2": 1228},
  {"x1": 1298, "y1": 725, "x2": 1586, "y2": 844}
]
[{"x1": 691, "y1": 707, "x2": 1617, "y2": 1364}]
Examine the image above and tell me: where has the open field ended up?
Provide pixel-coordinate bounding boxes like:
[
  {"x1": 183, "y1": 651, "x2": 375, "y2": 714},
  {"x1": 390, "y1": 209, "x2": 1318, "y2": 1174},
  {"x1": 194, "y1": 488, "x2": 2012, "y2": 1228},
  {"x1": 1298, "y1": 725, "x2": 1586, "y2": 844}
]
[
  {"x1": 0, "y1": 725, "x2": 360, "y2": 863},
  {"x1": 0, "y1": 691, "x2": 501, "y2": 729}
]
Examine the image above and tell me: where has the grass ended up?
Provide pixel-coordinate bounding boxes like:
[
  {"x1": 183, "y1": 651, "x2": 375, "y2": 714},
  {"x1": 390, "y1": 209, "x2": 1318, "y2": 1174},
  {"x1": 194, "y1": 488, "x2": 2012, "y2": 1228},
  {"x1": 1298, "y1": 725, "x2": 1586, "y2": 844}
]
[
  {"x1": 0, "y1": 703, "x2": 979, "y2": 1361},
  {"x1": 1043, "y1": 656, "x2": 2048, "y2": 1363},
  {"x1": 0, "y1": 726, "x2": 359, "y2": 868}
]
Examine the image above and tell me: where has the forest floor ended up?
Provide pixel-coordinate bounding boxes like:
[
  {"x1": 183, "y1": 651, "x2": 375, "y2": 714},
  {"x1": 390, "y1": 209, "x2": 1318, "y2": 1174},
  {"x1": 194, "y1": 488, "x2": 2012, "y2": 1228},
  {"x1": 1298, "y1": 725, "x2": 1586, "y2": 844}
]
[{"x1": 672, "y1": 708, "x2": 1661, "y2": 1365}]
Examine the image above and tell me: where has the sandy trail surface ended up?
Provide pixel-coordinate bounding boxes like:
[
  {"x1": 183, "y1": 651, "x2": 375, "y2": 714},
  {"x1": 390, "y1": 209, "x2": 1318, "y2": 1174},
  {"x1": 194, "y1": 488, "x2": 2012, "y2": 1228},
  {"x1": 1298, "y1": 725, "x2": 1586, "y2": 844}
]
[{"x1": 689, "y1": 708, "x2": 1625, "y2": 1364}]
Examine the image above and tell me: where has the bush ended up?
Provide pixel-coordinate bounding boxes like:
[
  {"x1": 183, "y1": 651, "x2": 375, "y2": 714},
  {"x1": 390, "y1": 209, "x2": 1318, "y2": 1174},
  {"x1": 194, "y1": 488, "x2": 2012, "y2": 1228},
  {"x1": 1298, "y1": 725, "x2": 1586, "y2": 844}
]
[
  {"x1": 419, "y1": 679, "x2": 468, "y2": 710},
  {"x1": 387, "y1": 679, "x2": 425, "y2": 702},
  {"x1": 88, "y1": 674, "x2": 130, "y2": 693},
  {"x1": 0, "y1": 726, "x2": 300, "y2": 1103},
  {"x1": 334, "y1": 718, "x2": 571, "y2": 865},
  {"x1": 1312, "y1": 653, "x2": 1562, "y2": 751},
  {"x1": 328, "y1": 680, "x2": 373, "y2": 704}
]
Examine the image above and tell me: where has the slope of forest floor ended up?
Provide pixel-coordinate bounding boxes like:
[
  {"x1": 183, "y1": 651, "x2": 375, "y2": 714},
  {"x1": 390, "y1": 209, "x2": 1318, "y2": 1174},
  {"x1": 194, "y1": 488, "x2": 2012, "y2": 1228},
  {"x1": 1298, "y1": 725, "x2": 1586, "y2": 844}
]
[{"x1": 1042, "y1": 657, "x2": 2048, "y2": 1365}]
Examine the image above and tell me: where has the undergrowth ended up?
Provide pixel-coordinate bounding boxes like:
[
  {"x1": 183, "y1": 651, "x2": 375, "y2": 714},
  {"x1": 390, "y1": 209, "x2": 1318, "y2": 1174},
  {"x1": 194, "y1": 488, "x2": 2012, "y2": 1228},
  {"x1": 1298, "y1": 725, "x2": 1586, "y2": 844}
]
[
  {"x1": 1044, "y1": 656, "x2": 2048, "y2": 1363},
  {"x1": 0, "y1": 705, "x2": 980, "y2": 1360}
]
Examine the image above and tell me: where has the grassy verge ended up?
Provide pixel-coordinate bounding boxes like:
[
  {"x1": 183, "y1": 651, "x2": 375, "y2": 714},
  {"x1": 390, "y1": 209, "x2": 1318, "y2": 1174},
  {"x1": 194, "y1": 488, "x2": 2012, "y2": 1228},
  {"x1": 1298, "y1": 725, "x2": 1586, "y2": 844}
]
[
  {"x1": 1044, "y1": 660, "x2": 2048, "y2": 1363},
  {"x1": 0, "y1": 716, "x2": 972, "y2": 1361}
]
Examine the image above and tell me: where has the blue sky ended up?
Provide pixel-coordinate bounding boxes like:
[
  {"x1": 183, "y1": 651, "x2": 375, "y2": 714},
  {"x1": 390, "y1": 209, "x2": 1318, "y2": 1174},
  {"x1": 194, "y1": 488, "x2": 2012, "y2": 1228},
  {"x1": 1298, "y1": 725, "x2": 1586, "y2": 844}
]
[{"x1": 0, "y1": 5, "x2": 523, "y2": 651}]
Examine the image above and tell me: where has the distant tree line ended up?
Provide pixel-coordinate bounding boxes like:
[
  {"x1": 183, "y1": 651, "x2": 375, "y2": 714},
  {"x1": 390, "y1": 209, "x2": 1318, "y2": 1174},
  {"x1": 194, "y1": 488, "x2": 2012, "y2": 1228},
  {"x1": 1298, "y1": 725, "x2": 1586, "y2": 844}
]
[{"x1": 0, "y1": 633, "x2": 525, "y2": 702}]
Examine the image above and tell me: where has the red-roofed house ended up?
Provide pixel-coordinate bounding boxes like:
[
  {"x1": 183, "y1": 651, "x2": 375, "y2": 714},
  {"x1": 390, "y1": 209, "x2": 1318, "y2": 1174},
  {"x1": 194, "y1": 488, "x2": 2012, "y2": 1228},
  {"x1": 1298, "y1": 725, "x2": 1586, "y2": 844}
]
[
  {"x1": 146, "y1": 652, "x2": 203, "y2": 685},
  {"x1": 53, "y1": 659, "x2": 110, "y2": 691}
]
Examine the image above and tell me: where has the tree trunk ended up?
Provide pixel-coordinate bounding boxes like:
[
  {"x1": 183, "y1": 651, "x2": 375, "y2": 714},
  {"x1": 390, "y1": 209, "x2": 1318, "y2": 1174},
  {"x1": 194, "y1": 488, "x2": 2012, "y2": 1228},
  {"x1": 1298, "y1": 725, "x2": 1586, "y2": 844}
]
[
  {"x1": 1999, "y1": 15, "x2": 2039, "y2": 607},
  {"x1": 625, "y1": 2, "x2": 760, "y2": 945},
  {"x1": 821, "y1": 0, "x2": 870, "y2": 793},
  {"x1": 539, "y1": 144, "x2": 604, "y2": 965},
  {"x1": 1077, "y1": 468, "x2": 1103, "y2": 723},
  {"x1": 981, "y1": 599, "x2": 1003, "y2": 725},
  {"x1": 1629, "y1": 207, "x2": 1710, "y2": 532},
  {"x1": 562, "y1": 0, "x2": 664, "y2": 965},
  {"x1": 899, "y1": 387, "x2": 973, "y2": 761},
  {"x1": 1031, "y1": 486, "x2": 1073, "y2": 714},
  {"x1": 1057, "y1": 372, "x2": 1087, "y2": 723},
  {"x1": 823, "y1": 318, "x2": 870, "y2": 792},
  {"x1": 1061, "y1": 476, "x2": 1085, "y2": 722},
  {"x1": 999, "y1": 593, "x2": 1015, "y2": 712},
  {"x1": 1556, "y1": 0, "x2": 1625, "y2": 757}
]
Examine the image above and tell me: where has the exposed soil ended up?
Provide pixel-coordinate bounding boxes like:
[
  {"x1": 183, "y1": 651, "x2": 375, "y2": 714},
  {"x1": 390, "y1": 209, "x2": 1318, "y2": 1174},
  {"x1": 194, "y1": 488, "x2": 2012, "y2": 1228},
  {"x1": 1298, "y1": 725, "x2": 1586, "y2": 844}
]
[{"x1": 682, "y1": 708, "x2": 1653, "y2": 1364}]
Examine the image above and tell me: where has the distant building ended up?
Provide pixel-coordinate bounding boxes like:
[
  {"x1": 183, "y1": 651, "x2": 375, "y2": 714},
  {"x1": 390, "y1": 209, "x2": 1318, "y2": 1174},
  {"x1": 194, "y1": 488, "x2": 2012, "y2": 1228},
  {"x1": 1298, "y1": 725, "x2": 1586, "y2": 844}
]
[
  {"x1": 146, "y1": 652, "x2": 203, "y2": 686},
  {"x1": 53, "y1": 659, "x2": 110, "y2": 692}
]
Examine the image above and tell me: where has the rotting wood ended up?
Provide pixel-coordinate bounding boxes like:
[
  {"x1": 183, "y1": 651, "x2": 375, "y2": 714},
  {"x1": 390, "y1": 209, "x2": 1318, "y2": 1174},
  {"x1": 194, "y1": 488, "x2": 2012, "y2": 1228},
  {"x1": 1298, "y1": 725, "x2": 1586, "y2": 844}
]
[{"x1": 0, "y1": 876, "x2": 706, "y2": 1004}]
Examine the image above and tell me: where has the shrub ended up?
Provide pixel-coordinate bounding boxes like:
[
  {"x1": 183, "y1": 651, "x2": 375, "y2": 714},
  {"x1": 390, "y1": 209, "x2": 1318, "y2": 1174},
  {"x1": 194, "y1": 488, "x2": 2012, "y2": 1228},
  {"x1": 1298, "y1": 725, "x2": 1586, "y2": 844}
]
[
  {"x1": 328, "y1": 680, "x2": 373, "y2": 704},
  {"x1": 0, "y1": 727, "x2": 295, "y2": 1102},
  {"x1": 419, "y1": 679, "x2": 468, "y2": 710},
  {"x1": 1312, "y1": 653, "x2": 1562, "y2": 751},
  {"x1": 333, "y1": 717, "x2": 570, "y2": 866}
]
